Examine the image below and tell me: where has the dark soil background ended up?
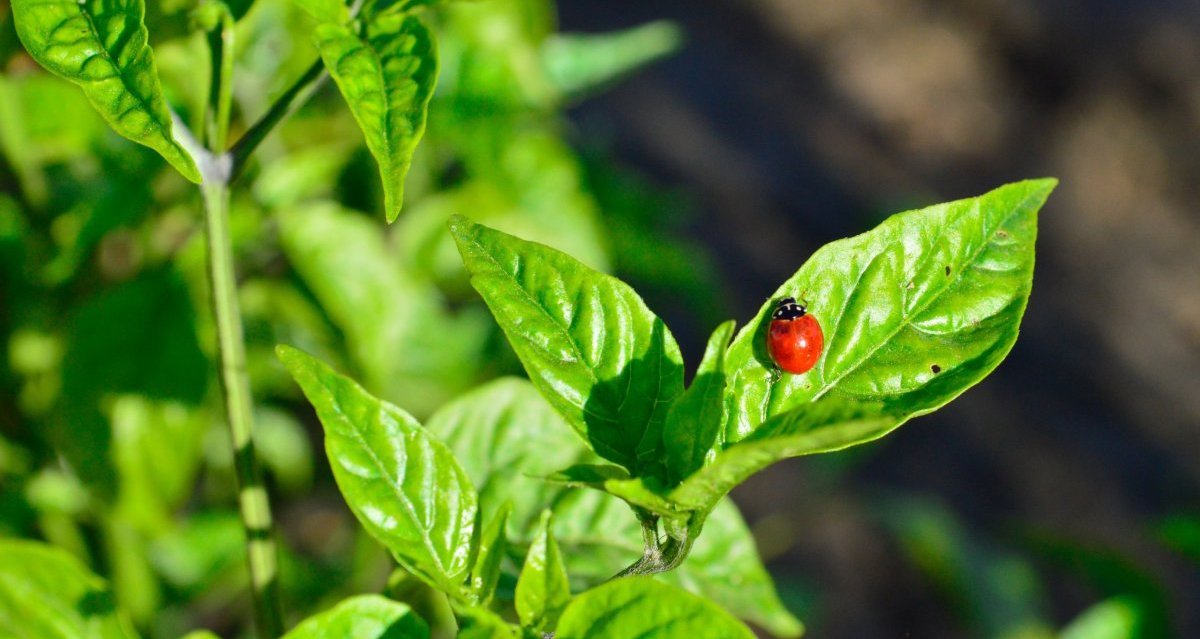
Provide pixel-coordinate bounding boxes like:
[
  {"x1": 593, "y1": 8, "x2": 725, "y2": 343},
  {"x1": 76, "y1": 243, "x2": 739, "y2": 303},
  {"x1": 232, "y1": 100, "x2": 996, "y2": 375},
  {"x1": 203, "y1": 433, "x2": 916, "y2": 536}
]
[{"x1": 557, "y1": 1, "x2": 1200, "y2": 637}]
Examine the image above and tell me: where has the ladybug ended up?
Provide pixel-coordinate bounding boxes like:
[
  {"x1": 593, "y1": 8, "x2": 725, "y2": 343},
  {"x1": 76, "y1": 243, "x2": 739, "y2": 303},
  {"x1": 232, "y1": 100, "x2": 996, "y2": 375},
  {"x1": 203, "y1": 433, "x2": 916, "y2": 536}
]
[{"x1": 767, "y1": 296, "x2": 824, "y2": 375}]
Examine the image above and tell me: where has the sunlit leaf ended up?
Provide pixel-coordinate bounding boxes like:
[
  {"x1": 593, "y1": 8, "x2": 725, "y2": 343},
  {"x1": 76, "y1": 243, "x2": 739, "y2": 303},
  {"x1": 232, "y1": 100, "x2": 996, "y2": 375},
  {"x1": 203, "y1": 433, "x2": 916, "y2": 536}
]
[
  {"x1": 670, "y1": 399, "x2": 900, "y2": 512},
  {"x1": 278, "y1": 346, "x2": 477, "y2": 592},
  {"x1": 723, "y1": 179, "x2": 1055, "y2": 443},
  {"x1": 11, "y1": 0, "x2": 202, "y2": 182},
  {"x1": 555, "y1": 577, "x2": 754, "y2": 639},
  {"x1": 315, "y1": 14, "x2": 437, "y2": 222},
  {"x1": 450, "y1": 216, "x2": 684, "y2": 475},
  {"x1": 282, "y1": 595, "x2": 429, "y2": 639},
  {"x1": 427, "y1": 378, "x2": 798, "y2": 633}
]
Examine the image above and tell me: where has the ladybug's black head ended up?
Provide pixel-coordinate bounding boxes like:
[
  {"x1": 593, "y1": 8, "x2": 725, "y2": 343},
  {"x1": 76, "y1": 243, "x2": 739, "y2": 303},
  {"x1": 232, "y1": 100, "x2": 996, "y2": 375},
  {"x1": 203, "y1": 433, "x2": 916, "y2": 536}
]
[{"x1": 772, "y1": 296, "x2": 807, "y2": 320}]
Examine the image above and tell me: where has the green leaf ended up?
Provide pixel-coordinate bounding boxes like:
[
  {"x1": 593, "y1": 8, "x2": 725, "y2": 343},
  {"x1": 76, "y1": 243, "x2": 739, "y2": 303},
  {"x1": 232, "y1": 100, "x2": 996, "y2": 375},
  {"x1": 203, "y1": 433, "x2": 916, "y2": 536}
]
[
  {"x1": 672, "y1": 398, "x2": 900, "y2": 512},
  {"x1": 515, "y1": 510, "x2": 571, "y2": 633},
  {"x1": 277, "y1": 345, "x2": 477, "y2": 592},
  {"x1": 664, "y1": 320, "x2": 735, "y2": 485},
  {"x1": 0, "y1": 539, "x2": 140, "y2": 638},
  {"x1": 662, "y1": 499, "x2": 802, "y2": 637},
  {"x1": 424, "y1": 378, "x2": 592, "y2": 537},
  {"x1": 427, "y1": 379, "x2": 796, "y2": 633},
  {"x1": 468, "y1": 502, "x2": 510, "y2": 606},
  {"x1": 454, "y1": 606, "x2": 518, "y2": 639},
  {"x1": 291, "y1": 0, "x2": 349, "y2": 24},
  {"x1": 1059, "y1": 597, "x2": 1143, "y2": 639},
  {"x1": 57, "y1": 268, "x2": 207, "y2": 497},
  {"x1": 555, "y1": 577, "x2": 755, "y2": 639},
  {"x1": 449, "y1": 216, "x2": 685, "y2": 475},
  {"x1": 542, "y1": 20, "x2": 682, "y2": 99},
  {"x1": 10, "y1": 0, "x2": 201, "y2": 183},
  {"x1": 282, "y1": 595, "x2": 429, "y2": 639},
  {"x1": 111, "y1": 397, "x2": 207, "y2": 534},
  {"x1": 723, "y1": 179, "x2": 1056, "y2": 444},
  {"x1": 277, "y1": 203, "x2": 487, "y2": 417},
  {"x1": 315, "y1": 14, "x2": 437, "y2": 222}
]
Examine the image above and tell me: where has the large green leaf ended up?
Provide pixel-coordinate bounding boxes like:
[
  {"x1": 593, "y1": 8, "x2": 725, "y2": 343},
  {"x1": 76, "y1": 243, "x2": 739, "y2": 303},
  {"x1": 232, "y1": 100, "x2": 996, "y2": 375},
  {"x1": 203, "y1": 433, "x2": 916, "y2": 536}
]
[
  {"x1": 282, "y1": 595, "x2": 429, "y2": 639},
  {"x1": 515, "y1": 511, "x2": 570, "y2": 633},
  {"x1": 315, "y1": 14, "x2": 437, "y2": 222},
  {"x1": 424, "y1": 378, "x2": 588, "y2": 533},
  {"x1": 278, "y1": 203, "x2": 487, "y2": 417},
  {"x1": 449, "y1": 216, "x2": 684, "y2": 474},
  {"x1": 426, "y1": 379, "x2": 799, "y2": 635},
  {"x1": 10, "y1": 0, "x2": 201, "y2": 183},
  {"x1": 664, "y1": 320, "x2": 734, "y2": 486},
  {"x1": 671, "y1": 399, "x2": 901, "y2": 512},
  {"x1": 723, "y1": 179, "x2": 1055, "y2": 444},
  {"x1": 277, "y1": 346, "x2": 477, "y2": 592},
  {"x1": 555, "y1": 577, "x2": 755, "y2": 639},
  {"x1": 0, "y1": 540, "x2": 140, "y2": 638}
]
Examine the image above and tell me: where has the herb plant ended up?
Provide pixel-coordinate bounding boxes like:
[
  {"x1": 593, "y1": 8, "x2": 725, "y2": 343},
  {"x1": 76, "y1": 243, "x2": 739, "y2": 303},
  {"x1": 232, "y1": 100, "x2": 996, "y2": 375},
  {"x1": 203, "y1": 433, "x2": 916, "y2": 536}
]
[{"x1": 0, "y1": 0, "x2": 1066, "y2": 635}]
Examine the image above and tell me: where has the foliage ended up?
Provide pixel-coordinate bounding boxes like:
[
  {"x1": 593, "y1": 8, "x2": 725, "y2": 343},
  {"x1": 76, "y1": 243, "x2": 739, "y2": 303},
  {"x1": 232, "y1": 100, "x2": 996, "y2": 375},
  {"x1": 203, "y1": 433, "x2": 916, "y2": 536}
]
[{"x1": 0, "y1": 0, "x2": 1139, "y2": 637}]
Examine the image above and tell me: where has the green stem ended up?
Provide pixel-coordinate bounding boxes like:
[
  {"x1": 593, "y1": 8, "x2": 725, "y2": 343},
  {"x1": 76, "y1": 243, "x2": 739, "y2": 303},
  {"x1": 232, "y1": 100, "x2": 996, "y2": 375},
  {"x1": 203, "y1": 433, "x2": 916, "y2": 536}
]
[
  {"x1": 201, "y1": 174, "x2": 283, "y2": 638},
  {"x1": 227, "y1": 59, "x2": 326, "y2": 179},
  {"x1": 205, "y1": 8, "x2": 234, "y2": 151}
]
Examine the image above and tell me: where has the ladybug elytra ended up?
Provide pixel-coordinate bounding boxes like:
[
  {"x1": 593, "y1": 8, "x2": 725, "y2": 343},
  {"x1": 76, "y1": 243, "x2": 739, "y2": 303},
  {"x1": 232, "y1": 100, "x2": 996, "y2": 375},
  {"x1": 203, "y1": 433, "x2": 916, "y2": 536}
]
[{"x1": 767, "y1": 296, "x2": 823, "y2": 375}]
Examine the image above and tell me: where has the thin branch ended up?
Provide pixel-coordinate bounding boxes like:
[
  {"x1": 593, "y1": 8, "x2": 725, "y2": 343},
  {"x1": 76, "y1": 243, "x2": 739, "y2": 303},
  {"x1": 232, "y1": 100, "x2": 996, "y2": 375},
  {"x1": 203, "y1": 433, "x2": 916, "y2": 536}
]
[{"x1": 226, "y1": 59, "x2": 327, "y2": 179}]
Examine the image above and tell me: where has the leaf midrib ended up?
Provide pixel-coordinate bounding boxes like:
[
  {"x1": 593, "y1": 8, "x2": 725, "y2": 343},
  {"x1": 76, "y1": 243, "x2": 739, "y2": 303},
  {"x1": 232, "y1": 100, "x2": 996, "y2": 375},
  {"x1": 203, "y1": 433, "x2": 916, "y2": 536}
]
[{"x1": 335, "y1": 404, "x2": 456, "y2": 580}]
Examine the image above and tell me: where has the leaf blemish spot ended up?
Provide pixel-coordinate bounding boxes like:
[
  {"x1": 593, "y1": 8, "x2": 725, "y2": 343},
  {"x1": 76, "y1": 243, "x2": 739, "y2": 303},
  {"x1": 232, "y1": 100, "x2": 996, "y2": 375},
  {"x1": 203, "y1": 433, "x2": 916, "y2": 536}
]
[
  {"x1": 931, "y1": 364, "x2": 942, "y2": 374},
  {"x1": 996, "y1": 229, "x2": 1009, "y2": 239},
  {"x1": 905, "y1": 280, "x2": 915, "y2": 290},
  {"x1": 944, "y1": 265, "x2": 951, "y2": 276}
]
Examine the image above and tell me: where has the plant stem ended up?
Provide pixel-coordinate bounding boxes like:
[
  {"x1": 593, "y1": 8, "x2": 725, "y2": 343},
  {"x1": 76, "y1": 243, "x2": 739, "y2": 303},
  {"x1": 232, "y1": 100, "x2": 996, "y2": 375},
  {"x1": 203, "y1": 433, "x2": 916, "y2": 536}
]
[
  {"x1": 201, "y1": 173, "x2": 284, "y2": 638},
  {"x1": 227, "y1": 59, "x2": 326, "y2": 179}
]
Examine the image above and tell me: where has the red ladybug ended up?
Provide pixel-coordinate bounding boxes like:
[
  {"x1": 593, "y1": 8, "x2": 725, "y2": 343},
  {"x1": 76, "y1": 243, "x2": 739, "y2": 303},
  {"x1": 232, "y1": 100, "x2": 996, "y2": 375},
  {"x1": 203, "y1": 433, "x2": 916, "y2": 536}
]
[{"x1": 767, "y1": 297, "x2": 823, "y2": 375}]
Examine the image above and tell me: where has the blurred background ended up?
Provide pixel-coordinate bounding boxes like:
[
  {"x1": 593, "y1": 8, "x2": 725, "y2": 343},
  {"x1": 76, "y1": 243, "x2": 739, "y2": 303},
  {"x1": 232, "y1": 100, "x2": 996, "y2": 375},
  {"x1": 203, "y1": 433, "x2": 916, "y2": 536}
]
[
  {"x1": 1, "y1": 0, "x2": 1198, "y2": 637},
  {"x1": 551, "y1": 1, "x2": 1200, "y2": 637}
]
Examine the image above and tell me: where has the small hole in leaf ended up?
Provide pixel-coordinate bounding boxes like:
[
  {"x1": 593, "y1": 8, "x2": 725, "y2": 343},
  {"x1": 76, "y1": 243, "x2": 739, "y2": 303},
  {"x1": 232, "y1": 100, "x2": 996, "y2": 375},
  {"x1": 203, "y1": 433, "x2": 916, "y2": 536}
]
[
  {"x1": 931, "y1": 364, "x2": 942, "y2": 374},
  {"x1": 905, "y1": 280, "x2": 914, "y2": 290},
  {"x1": 944, "y1": 265, "x2": 951, "y2": 276}
]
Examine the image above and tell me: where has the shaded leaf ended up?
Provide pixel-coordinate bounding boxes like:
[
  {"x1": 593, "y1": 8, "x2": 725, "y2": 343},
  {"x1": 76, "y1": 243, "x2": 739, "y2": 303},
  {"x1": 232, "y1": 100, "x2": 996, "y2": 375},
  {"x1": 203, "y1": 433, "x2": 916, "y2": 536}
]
[
  {"x1": 291, "y1": 0, "x2": 348, "y2": 24},
  {"x1": 468, "y1": 502, "x2": 510, "y2": 606},
  {"x1": 282, "y1": 595, "x2": 429, "y2": 639},
  {"x1": 277, "y1": 346, "x2": 477, "y2": 592},
  {"x1": 0, "y1": 539, "x2": 140, "y2": 638},
  {"x1": 424, "y1": 378, "x2": 590, "y2": 536},
  {"x1": 664, "y1": 320, "x2": 734, "y2": 485},
  {"x1": 662, "y1": 499, "x2": 802, "y2": 637},
  {"x1": 315, "y1": 14, "x2": 437, "y2": 222},
  {"x1": 57, "y1": 268, "x2": 206, "y2": 497},
  {"x1": 11, "y1": 0, "x2": 201, "y2": 182},
  {"x1": 278, "y1": 203, "x2": 487, "y2": 417},
  {"x1": 515, "y1": 511, "x2": 570, "y2": 633},
  {"x1": 450, "y1": 216, "x2": 684, "y2": 474},
  {"x1": 542, "y1": 21, "x2": 682, "y2": 99},
  {"x1": 1059, "y1": 597, "x2": 1143, "y2": 639},
  {"x1": 555, "y1": 577, "x2": 754, "y2": 639},
  {"x1": 723, "y1": 179, "x2": 1055, "y2": 443}
]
